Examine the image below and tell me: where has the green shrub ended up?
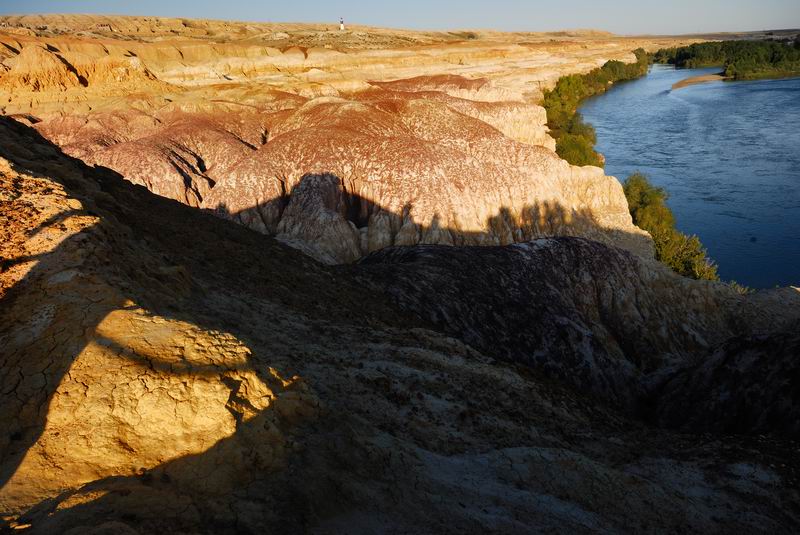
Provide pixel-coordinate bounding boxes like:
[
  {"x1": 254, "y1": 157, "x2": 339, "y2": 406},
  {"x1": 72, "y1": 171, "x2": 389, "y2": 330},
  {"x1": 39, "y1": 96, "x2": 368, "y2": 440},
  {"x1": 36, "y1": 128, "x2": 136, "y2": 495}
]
[
  {"x1": 623, "y1": 173, "x2": 719, "y2": 281},
  {"x1": 556, "y1": 133, "x2": 603, "y2": 167},
  {"x1": 728, "y1": 280, "x2": 754, "y2": 295}
]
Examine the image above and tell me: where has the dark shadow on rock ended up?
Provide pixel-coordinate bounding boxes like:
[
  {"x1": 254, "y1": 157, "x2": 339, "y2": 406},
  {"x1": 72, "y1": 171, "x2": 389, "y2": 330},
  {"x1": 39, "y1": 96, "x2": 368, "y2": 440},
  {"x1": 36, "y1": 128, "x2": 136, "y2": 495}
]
[
  {"x1": 0, "y1": 116, "x2": 414, "y2": 530},
  {"x1": 198, "y1": 172, "x2": 763, "y2": 419},
  {"x1": 652, "y1": 321, "x2": 800, "y2": 438},
  {"x1": 211, "y1": 171, "x2": 653, "y2": 266},
  {"x1": 175, "y1": 157, "x2": 799, "y2": 440},
  {"x1": 355, "y1": 240, "x2": 800, "y2": 441},
  {"x1": 1, "y1": 115, "x2": 799, "y2": 533}
]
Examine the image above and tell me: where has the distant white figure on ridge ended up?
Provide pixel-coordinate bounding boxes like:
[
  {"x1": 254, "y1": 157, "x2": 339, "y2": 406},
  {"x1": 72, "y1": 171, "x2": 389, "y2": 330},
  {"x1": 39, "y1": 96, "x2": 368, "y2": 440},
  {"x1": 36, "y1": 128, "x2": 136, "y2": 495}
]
[{"x1": 340, "y1": 17, "x2": 345, "y2": 31}]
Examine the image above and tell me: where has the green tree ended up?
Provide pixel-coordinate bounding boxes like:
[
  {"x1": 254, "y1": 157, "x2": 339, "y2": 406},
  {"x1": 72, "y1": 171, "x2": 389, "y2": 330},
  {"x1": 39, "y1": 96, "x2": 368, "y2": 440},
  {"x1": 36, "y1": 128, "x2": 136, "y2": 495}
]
[
  {"x1": 623, "y1": 173, "x2": 719, "y2": 281},
  {"x1": 653, "y1": 40, "x2": 800, "y2": 80}
]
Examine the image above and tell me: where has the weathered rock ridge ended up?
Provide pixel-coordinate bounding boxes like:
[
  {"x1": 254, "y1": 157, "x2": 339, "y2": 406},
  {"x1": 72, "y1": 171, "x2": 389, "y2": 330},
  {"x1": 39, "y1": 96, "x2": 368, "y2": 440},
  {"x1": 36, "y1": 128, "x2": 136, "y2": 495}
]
[
  {"x1": 203, "y1": 95, "x2": 651, "y2": 263},
  {"x1": 0, "y1": 16, "x2": 701, "y2": 262}
]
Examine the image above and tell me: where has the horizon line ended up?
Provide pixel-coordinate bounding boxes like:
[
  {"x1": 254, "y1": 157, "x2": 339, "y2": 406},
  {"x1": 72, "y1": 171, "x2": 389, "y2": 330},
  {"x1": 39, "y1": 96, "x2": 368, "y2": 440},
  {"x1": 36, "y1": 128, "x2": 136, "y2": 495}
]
[{"x1": 1, "y1": 12, "x2": 798, "y2": 38}]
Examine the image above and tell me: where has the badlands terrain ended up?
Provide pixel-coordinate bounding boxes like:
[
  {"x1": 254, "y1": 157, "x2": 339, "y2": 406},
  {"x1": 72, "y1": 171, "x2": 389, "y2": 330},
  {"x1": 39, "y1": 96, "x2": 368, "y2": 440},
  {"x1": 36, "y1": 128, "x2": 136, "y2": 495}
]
[{"x1": 1, "y1": 14, "x2": 800, "y2": 534}]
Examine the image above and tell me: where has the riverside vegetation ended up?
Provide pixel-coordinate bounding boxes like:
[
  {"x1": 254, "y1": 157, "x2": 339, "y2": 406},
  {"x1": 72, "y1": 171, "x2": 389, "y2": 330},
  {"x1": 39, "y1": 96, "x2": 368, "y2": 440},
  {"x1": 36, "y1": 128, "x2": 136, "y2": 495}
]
[
  {"x1": 653, "y1": 39, "x2": 800, "y2": 79},
  {"x1": 542, "y1": 48, "x2": 650, "y2": 167},
  {"x1": 542, "y1": 50, "x2": 719, "y2": 281},
  {"x1": 623, "y1": 173, "x2": 719, "y2": 281}
]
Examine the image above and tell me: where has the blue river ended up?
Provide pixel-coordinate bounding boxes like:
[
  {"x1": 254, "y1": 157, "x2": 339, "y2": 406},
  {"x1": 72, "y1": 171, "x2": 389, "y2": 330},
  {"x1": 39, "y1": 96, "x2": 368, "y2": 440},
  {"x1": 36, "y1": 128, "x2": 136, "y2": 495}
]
[{"x1": 579, "y1": 65, "x2": 800, "y2": 288}]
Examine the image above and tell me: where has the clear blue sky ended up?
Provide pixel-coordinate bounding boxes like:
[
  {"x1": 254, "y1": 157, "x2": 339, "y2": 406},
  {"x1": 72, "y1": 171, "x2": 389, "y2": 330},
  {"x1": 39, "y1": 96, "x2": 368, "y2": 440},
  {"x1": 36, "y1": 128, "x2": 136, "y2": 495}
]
[{"x1": 1, "y1": 0, "x2": 798, "y2": 35}]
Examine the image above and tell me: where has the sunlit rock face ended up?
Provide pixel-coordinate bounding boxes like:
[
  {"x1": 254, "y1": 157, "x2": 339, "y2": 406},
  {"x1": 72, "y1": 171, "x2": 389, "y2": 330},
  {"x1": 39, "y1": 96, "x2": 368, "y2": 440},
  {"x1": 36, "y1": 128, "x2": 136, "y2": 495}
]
[
  {"x1": 0, "y1": 151, "x2": 318, "y2": 517},
  {"x1": 202, "y1": 94, "x2": 651, "y2": 263},
  {"x1": 0, "y1": 16, "x2": 696, "y2": 263},
  {"x1": 0, "y1": 45, "x2": 84, "y2": 92},
  {"x1": 0, "y1": 303, "x2": 317, "y2": 513}
]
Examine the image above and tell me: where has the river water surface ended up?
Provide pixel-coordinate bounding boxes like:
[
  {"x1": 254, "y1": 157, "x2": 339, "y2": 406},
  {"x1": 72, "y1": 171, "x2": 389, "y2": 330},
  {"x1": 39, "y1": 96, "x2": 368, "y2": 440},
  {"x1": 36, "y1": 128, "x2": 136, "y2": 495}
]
[{"x1": 579, "y1": 65, "x2": 800, "y2": 288}]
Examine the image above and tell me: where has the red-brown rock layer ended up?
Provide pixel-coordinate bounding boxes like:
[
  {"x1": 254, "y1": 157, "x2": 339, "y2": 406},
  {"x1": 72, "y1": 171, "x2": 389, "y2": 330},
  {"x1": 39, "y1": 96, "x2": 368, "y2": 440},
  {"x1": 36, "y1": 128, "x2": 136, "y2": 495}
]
[{"x1": 1, "y1": 15, "x2": 702, "y2": 262}]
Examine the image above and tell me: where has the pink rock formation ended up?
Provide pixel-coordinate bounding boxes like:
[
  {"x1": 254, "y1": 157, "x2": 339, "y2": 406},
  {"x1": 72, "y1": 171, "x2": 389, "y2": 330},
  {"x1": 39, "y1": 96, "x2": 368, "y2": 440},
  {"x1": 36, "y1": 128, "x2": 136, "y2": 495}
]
[
  {"x1": 0, "y1": 17, "x2": 699, "y2": 264},
  {"x1": 203, "y1": 91, "x2": 650, "y2": 263}
]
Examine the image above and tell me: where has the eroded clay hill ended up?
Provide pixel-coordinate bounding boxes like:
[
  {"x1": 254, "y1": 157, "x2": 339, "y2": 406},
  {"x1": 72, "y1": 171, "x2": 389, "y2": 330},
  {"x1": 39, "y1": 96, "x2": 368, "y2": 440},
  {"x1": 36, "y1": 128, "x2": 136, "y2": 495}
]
[
  {"x1": 0, "y1": 15, "x2": 699, "y2": 262},
  {"x1": 2, "y1": 114, "x2": 800, "y2": 534}
]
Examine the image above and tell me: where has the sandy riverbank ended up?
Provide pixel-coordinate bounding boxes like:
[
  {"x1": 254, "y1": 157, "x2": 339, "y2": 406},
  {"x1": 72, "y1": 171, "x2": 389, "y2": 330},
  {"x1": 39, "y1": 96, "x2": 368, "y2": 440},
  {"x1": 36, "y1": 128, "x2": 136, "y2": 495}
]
[{"x1": 672, "y1": 73, "x2": 726, "y2": 89}]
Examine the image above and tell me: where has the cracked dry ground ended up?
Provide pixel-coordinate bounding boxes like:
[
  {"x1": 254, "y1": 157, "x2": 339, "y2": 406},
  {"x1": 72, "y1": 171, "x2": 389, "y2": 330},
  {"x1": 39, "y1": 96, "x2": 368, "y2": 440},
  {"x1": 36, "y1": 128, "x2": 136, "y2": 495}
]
[{"x1": 0, "y1": 115, "x2": 799, "y2": 534}]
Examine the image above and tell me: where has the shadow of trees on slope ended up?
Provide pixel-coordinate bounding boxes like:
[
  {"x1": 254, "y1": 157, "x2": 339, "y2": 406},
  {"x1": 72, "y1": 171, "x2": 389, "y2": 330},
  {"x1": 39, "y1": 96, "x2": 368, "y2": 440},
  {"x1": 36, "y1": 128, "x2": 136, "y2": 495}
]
[{"x1": 211, "y1": 172, "x2": 653, "y2": 265}]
